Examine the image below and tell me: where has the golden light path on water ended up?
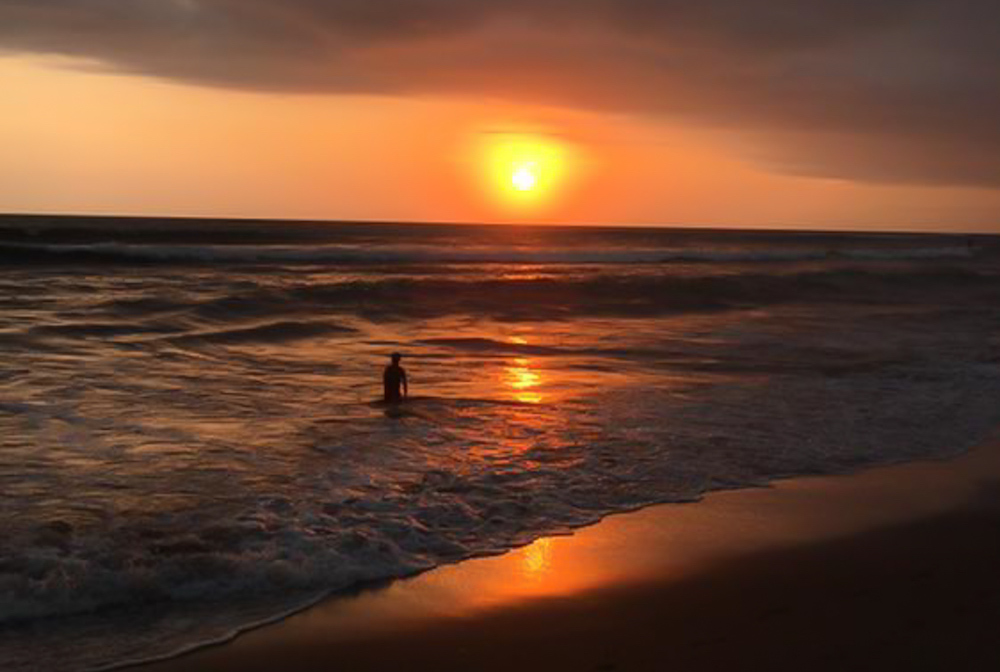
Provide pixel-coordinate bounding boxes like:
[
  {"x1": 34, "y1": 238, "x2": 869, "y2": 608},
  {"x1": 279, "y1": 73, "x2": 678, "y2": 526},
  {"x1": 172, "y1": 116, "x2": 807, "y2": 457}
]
[{"x1": 504, "y1": 337, "x2": 544, "y2": 404}]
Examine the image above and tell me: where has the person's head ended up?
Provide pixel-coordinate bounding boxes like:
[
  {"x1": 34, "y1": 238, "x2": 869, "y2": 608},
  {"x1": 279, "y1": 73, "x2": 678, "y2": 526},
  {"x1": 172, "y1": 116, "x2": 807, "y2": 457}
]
[{"x1": 391, "y1": 352, "x2": 402, "y2": 364}]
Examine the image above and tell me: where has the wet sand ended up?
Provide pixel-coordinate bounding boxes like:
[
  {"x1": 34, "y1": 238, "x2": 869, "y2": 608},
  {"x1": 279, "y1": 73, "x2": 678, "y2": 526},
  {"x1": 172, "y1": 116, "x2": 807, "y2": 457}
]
[{"x1": 140, "y1": 437, "x2": 1000, "y2": 672}]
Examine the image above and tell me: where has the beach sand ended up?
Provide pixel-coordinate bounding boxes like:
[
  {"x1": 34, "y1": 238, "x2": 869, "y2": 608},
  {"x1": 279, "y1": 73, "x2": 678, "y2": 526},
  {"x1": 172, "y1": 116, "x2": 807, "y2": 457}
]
[{"x1": 139, "y1": 437, "x2": 1000, "y2": 672}]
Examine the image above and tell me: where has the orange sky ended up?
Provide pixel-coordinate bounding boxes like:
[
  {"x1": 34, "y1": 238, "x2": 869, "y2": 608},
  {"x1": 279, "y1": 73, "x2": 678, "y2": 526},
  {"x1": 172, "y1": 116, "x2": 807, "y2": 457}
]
[{"x1": 3, "y1": 55, "x2": 1000, "y2": 232}]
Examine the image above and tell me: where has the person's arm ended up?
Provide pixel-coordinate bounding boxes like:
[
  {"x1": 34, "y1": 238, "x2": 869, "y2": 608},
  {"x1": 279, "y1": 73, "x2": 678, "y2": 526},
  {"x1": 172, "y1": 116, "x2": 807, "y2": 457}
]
[{"x1": 402, "y1": 369, "x2": 409, "y2": 398}]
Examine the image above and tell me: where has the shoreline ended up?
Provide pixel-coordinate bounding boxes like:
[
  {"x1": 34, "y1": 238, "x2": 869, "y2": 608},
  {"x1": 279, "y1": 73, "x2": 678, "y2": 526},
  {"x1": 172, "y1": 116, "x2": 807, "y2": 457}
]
[{"x1": 138, "y1": 436, "x2": 1000, "y2": 671}]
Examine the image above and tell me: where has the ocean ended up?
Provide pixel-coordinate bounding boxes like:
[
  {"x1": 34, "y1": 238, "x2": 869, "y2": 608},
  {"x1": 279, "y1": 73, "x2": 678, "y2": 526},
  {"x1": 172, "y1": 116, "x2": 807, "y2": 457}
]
[{"x1": 2, "y1": 215, "x2": 999, "y2": 671}]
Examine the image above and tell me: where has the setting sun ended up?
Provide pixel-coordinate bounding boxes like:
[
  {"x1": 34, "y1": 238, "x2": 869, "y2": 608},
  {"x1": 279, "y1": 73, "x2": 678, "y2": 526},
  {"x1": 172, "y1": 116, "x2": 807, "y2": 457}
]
[
  {"x1": 512, "y1": 164, "x2": 539, "y2": 192},
  {"x1": 473, "y1": 130, "x2": 584, "y2": 217}
]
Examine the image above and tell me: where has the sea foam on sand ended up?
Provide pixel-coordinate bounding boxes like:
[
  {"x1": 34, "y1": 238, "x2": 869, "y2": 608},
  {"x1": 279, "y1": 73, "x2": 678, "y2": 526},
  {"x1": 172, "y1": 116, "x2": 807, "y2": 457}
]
[{"x1": 142, "y1": 435, "x2": 1000, "y2": 672}]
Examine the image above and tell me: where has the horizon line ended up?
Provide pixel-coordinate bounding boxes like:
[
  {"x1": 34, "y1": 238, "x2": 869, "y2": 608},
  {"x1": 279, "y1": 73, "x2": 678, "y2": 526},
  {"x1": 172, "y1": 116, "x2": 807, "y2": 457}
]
[{"x1": 0, "y1": 210, "x2": 993, "y2": 238}]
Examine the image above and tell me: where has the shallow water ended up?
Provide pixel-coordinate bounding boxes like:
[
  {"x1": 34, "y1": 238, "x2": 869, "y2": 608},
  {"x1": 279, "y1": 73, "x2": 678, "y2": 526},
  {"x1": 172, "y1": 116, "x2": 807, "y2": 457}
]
[{"x1": 2, "y1": 218, "x2": 999, "y2": 670}]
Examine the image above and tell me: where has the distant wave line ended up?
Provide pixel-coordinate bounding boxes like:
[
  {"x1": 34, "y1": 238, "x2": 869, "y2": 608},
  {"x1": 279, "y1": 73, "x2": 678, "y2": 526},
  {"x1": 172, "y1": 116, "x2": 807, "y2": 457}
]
[{"x1": 0, "y1": 241, "x2": 975, "y2": 266}]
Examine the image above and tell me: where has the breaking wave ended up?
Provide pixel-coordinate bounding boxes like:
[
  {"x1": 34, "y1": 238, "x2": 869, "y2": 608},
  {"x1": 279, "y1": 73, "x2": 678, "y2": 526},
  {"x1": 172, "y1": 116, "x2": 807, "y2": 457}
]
[
  {"x1": 87, "y1": 266, "x2": 997, "y2": 323},
  {"x1": 168, "y1": 320, "x2": 356, "y2": 346}
]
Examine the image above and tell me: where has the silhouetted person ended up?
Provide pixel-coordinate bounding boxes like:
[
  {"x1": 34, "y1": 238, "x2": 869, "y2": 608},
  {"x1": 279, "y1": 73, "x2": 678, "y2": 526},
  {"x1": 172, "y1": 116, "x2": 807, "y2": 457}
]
[{"x1": 383, "y1": 353, "x2": 408, "y2": 403}]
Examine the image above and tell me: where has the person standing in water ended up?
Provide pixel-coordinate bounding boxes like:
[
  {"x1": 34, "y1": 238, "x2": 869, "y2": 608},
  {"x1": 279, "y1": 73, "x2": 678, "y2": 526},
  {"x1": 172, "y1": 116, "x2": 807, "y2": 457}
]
[{"x1": 383, "y1": 353, "x2": 408, "y2": 403}]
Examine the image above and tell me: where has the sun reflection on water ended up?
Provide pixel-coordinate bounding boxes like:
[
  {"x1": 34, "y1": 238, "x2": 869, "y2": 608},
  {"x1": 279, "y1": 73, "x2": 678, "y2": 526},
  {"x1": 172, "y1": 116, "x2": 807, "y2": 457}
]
[{"x1": 504, "y1": 341, "x2": 544, "y2": 403}]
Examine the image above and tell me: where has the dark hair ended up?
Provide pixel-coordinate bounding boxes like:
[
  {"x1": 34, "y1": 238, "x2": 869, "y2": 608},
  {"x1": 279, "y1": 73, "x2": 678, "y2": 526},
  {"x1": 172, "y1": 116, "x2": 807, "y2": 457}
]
[{"x1": 391, "y1": 352, "x2": 402, "y2": 362}]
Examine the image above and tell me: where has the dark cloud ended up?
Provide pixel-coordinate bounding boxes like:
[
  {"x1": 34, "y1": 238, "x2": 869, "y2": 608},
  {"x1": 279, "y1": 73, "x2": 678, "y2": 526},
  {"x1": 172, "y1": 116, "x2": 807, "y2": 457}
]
[{"x1": 2, "y1": 0, "x2": 998, "y2": 186}]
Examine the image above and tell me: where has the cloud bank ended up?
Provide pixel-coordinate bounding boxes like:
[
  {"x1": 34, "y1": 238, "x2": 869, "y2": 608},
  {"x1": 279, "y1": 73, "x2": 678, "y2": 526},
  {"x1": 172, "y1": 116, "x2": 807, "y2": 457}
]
[{"x1": 2, "y1": 0, "x2": 998, "y2": 186}]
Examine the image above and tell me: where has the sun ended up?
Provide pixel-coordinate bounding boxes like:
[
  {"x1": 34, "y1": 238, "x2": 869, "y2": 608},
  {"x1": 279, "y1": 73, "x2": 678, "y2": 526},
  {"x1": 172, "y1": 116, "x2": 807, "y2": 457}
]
[
  {"x1": 475, "y1": 131, "x2": 580, "y2": 216},
  {"x1": 512, "y1": 163, "x2": 539, "y2": 191}
]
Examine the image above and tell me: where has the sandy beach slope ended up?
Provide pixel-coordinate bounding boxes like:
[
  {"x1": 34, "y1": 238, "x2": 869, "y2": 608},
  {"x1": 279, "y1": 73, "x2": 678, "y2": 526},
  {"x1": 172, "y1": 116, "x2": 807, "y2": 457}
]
[{"x1": 139, "y1": 437, "x2": 1000, "y2": 672}]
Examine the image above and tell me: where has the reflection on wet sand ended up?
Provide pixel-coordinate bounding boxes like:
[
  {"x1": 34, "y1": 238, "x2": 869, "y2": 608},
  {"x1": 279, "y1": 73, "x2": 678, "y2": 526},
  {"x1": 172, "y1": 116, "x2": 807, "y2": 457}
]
[{"x1": 522, "y1": 537, "x2": 552, "y2": 579}]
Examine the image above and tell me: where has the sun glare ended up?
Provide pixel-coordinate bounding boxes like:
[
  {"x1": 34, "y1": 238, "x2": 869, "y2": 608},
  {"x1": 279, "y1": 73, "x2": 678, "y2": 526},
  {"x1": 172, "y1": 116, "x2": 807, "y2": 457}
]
[
  {"x1": 512, "y1": 164, "x2": 538, "y2": 191},
  {"x1": 474, "y1": 130, "x2": 582, "y2": 217}
]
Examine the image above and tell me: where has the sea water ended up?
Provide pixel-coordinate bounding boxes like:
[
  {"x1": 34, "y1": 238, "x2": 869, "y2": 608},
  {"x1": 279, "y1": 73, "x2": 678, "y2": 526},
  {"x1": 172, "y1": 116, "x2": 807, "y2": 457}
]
[{"x1": 2, "y1": 217, "x2": 999, "y2": 670}]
